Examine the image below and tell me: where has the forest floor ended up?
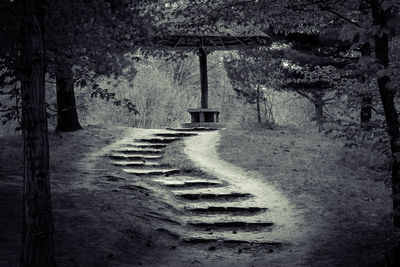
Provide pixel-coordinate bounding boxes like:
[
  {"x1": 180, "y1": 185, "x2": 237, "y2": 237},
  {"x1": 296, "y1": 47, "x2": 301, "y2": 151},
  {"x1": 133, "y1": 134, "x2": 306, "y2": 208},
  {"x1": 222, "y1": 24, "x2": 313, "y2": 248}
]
[{"x1": 0, "y1": 124, "x2": 393, "y2": 266}]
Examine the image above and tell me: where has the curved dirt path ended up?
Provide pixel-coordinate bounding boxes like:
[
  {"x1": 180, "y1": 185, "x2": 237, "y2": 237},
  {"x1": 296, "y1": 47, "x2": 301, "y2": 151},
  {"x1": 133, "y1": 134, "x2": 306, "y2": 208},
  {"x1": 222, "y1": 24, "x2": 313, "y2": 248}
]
[
  {"x1": 89, "y1": 127, "x2": 313, "y2": 266},
  {"x1": 184, "y1": 130, "x2": 311, "y2": 265}
]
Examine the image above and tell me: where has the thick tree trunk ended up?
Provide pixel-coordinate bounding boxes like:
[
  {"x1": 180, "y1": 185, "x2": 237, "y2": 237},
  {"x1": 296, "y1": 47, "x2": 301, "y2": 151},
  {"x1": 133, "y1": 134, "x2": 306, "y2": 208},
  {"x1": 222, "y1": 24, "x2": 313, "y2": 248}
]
[
  {"x1": 371, "y1": 0, "x2": 400, "y2": 264},
  {"x1": 20, "y1": 0, "x2": 55, "y2": 266},
  {"x1": 56, "y1": 59, "x2": 82, "y2": 132},
  {"x1": 256, "y1": 86, "x2": 261, "y2": 123}
]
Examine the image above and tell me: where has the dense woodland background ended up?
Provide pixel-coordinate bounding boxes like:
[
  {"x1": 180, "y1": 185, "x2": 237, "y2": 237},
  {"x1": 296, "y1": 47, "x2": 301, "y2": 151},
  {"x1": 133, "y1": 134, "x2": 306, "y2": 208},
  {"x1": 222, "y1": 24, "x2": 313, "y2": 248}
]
[
  {"x1": 1, "y1": 0, "x2": 400, "y2": 266},
  {"x1": 1, "y1": 52, "x2": 314, "y2": 131}
]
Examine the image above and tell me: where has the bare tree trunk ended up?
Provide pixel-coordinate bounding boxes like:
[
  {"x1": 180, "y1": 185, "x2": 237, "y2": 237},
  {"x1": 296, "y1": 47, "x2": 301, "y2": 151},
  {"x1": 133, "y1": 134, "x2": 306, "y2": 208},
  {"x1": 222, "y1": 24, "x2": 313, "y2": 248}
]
[
  {"x1": 20, "y1": 0, "x2": 55, "y2": 266},
  {"x1": 56, "y1": 58, "x2": 82, "y2": 132},
  {"x1": 313, "y1": 92, "x2": 324, "y2": 130},
  {"x1": 256, "y1": 86, "x2": 261, "y2": 123},
  {"x1": 371, "y1": 0, "x2": 400, "y2": 264}
]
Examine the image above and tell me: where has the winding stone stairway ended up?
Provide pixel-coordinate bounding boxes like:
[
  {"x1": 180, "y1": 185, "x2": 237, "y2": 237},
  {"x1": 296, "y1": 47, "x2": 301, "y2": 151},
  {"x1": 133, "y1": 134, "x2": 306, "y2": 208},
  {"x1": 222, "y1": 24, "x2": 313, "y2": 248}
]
[{"x1": 108, "y1": 127, "x2": 287, "y2": 254}]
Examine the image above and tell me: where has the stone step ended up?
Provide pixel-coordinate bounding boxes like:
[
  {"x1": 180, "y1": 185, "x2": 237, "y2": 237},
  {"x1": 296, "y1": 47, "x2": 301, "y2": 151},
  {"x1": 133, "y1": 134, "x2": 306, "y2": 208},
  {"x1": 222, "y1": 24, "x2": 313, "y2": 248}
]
[
  {"x1": 154, "y1": 133, "x2": 197, "y2": 138},
  {"x1": 182, "y1": 213, "x2": 271, "y2": 224},
  {"x1": 153, "y1": 176, "x2": 219, "y2": 182},
  {"x1": 138, "y1": 137, "x2": 179, "y2": 144},
  {"x1": 109, "y1": 154, "x2": 163, "y2": 161},
  {"x1": 122, "y1": 168, "x2": 180, "y2": 176},
  {"x1": 158, "y1": 180, "x2": 222, "y2": 189},
  {"x1": 176, "y1": 192, "x2": 252, "y2": 201},
  {"x1": 178, "y1": 197, "x2": 261, "y2": 209},
  {"x1": 181, "y1": 229, "x2": 285, "y2": 248},
  {"x1": 112, "y1": 148, "x2": 163, "y2": 155},
  {"x1": 183, "y1": 237, "x2": 282, "y2": 249},
  {"x1": 188, "y1": 221, "x2": 274, "y2": 230},
  {"x1": 166, "y1": 127, "x2": 218, "y2": 132},
  {"x1": 111, "y1": 161, "x2": 161, "y2": 167},
  {"x1": 123, "y1": 143, "x2": 167, "y2": 149},
  {"x1": 186, "y1": 206, "x2": 267, "y2": 214}
]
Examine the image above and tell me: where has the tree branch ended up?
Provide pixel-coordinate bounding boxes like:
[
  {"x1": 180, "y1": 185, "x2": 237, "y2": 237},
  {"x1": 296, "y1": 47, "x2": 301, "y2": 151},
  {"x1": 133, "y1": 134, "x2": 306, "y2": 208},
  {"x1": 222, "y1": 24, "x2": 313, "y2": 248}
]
[{"x1": 320, "y1": 6, "x2": 362, "y2": 28}]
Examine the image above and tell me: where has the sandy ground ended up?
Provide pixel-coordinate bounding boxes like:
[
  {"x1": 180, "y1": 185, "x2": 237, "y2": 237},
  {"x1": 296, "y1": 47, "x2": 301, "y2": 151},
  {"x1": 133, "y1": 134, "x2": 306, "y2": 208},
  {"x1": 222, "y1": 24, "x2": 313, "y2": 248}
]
[{"x1": 0, "y1": 125, "x2": 394, "y2": 266}]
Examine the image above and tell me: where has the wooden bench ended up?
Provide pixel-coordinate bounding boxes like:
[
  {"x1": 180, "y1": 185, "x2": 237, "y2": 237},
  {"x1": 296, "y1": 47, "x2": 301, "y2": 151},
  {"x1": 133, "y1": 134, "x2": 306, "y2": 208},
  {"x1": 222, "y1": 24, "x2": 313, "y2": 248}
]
[{"x1": 187, "y1": 108, "x2": 220, "y2": 123}]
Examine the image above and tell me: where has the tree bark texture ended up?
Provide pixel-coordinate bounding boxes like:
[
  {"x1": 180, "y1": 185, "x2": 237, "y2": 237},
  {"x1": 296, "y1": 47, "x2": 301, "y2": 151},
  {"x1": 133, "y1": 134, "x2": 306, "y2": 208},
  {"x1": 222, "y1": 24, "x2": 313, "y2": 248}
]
[
  {"x1": 55, "y1": 59, "x2": 82, "y2": 132},
  {"x1": 20, "y1": 0, "x2": 55, "y2": 266},
  {"x1": 371, "y1": 0, "x2": 400, "y2": 264}
]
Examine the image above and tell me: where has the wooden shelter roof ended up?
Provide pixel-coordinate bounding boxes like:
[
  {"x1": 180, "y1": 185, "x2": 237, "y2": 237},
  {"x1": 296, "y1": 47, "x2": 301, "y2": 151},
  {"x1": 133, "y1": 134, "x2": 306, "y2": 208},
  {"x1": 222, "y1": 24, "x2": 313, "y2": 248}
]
[{"x1": 150, "y1": 35, "x2": 272, "y2": 50}]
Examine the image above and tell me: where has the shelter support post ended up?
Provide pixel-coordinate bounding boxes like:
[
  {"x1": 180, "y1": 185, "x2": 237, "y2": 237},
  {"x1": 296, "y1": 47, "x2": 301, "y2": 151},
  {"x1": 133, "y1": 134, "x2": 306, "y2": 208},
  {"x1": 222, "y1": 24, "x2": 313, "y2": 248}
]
[{"x1": 198, "y1": 47, "x2": 208, "y2": 109}]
